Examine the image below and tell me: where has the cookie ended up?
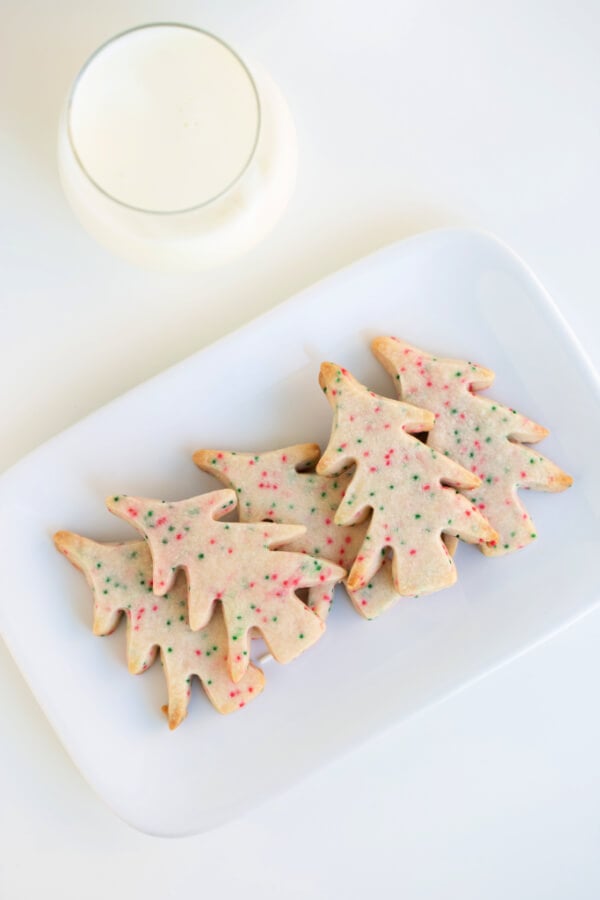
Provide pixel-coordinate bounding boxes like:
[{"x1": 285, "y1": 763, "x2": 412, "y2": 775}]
[
  {"x1": 194, "y1": 444, "x2": 402, "y2": 619},
  {"x1": 106, "y1": 490, "x2": 345, "y2": 682},
  {"x1": 54, "y1": 532, "x2": 265, "y2": 728},
  {"x1": 316, "y1": 363, "x2": 498, "y2": 596},
  {"x1": 372, "y1": 337, "x2": 573, "y2": 556}
]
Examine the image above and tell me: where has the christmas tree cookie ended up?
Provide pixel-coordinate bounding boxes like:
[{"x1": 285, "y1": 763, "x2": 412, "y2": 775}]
[
  {"x1": 194, "y1": 444, "x2": 403, "y2": 619},
  {"x1": 372, "y1": 337, "x2": 573, "y2": 556},
  {"x1": 316, "y1": 363, "x2": 497, "y2": 596},
  {"x1": 54, "y1": 533, "x2": 265, "y2": 728},
  {"x1": 106, "y1": 490, "x2": 345, "y2": 682}
]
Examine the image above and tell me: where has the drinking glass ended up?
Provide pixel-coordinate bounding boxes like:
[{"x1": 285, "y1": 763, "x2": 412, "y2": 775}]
[{"x1": 57, "y1": 23, "x2": 297, "y2": 270}]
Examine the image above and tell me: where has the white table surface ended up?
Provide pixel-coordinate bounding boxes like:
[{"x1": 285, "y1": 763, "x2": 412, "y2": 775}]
[{"x1": 1, "y1": 1, "x2": 599, "y2": 897}]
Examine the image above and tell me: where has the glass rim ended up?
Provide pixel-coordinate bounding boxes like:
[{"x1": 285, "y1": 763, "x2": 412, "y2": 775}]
[{"x1": 65, "y1": 22, "x2": 262, "y2": 216}]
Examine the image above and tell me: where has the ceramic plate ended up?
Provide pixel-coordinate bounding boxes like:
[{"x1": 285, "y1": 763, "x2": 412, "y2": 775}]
[{"x1": 0, "y1": 229, "x2": 597, "y2": 835}]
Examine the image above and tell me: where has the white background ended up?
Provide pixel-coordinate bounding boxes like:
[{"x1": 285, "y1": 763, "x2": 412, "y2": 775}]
[{"x1": 1, "y1": 1, "x2": 599, "y2": 897}]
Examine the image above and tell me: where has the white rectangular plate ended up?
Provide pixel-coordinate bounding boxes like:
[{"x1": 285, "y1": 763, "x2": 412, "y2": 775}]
[{"x1": 1, "y1": 229, "x2": 598, "y2": 836}]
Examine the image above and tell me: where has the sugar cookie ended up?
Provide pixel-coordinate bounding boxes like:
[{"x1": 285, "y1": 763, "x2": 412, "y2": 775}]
[
  {"x1": 54, "y1": 533, "x2": 265, "y2": 728},
  {"x1": 317, "y1": 363, "x2": 497, "y2": 595},
  {"x1": 373, "y1": 337, "x2": 572, "y2": 555},
  {"x1": 194, "y1": 444, "x2": 402, "y2": 619},
  {"x1": 106, "y1": 490, "x2": 345, "y2": 681}
]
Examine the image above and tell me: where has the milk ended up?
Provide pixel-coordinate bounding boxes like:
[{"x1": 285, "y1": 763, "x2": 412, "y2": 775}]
[{"x1": 58, "y1": 24, "x2": 297, "y2": 269}]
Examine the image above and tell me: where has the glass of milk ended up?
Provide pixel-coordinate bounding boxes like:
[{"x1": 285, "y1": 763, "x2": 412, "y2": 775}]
[{"x1": 57, "y1": 23, "x2": 297, "y2": 270}]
